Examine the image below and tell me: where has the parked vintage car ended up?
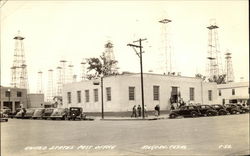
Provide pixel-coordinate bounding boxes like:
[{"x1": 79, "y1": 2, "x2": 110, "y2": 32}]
[
  {"x1": 32, "y1": 108, "x2": 45, "y2": 119},
  {"x1": 236, "y1": 104, "x2": 249, "y2": 113},
  {"x1": 0, "y1": 110, "x2": 8, "y2": 122},
  {"x1": 15, "y1": 108, "x2": 27, "y2": 119},
  {"x1": 8, "y1": 108, "x2": 22, "y2": 118},
  {"x1": 211, "y1": 104, "x2": 229, "y2": 115},
  {"x1": 42, "y1": 108, "x2": 55, "y2": 119},
  {"x1": 196, "y1": 105, "x2": 218, "y2": 116},
  {"x1": 50, "y1": 108, "x2": 68, "y2": 120},
  {"x1": 68, "y1": 107, "x2": 86, "y2": 120},
  {"x1": 24, "y1": 108, "x2": 36, "y2": 119},
  {"x1": 225, "y1": 104, "x2": 242, "y2": 114},
  {"x1": 169, "y1": 105, "x2": 201, "y2": 118}
]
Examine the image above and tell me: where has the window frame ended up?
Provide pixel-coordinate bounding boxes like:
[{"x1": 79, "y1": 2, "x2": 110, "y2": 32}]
[
  {"x1": 106, "y1": 87, "x2": 111, "y2": 101},
  {"x1": 189, "y1": 87, "x2": 195, "y2": 101},
  {"x1": 129, "y1": 86, "x2": 135, "y2": 101},
  {"x1": 208, "y1": 90, "x2": 212, "y2": 101},
  {"x1": 153, "y1": 85, "x2": 160, "y2": 101},
  {"x1": 85, "y1": 90, "x2": 90, "y2": 103},
  {"x1": 94, "y1": 89, "x2": 98, "y2": 102},
  {"x1": 67, "y1": 92, "x2": 71, "y2": 104},
  {"x1": 77, "y1": 91, "x2": 81, "y2": 103}
]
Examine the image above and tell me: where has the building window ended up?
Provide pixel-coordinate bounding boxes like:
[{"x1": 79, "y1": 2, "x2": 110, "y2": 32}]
[
  {"x1": 129, "y1": 87, "x2": 135, "y2": 100},
  {"x1": 106, "y1": 87, "x2": 111, "y2": 101},
  {"x1": 5, "y1": 91, "x2": 11, "y2": 97},
  {"x1": 232, "y1": 89, "x2": 235, "y2": 95},
  {"x1": 94, "y1": 89, "x2": 98, "y2": 102},
  {"x1": 85, "y1": 90, "x2": 89, "y2": 102},
  {"x1": 218, "y1": 90, "x2": 221, "y2": 96},
  {"x1": 67, "y1": 92, "x2": 71, "y2": 104},
  {"x1": 208, "y1": 90, "x2": 212, "y2": 101},
  {"x1": 189, "y1": 87, "x2": 195, "y2": 101},
  {"x1": 153, "y1": 86, "x2": 160, "y2": 101},
  {"x1": 77, "y1": 91, "x2": 81, "y2": 103},
  {"x1": 17, "y1": 91, "x2": 22, "y2": 97}
]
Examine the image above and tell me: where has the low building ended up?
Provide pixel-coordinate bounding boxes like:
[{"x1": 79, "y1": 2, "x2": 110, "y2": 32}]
[
  {"x1": 27, "y1": 93, "x2": 44, "y2": 108},
  {"x1": 0, "y1": 86, "x2": 28, "y2": 112},
  {"x1": 62, "y1": 73, "x2": 218, "y2": 113},
  {"x1": 217, "y1": 82, "x2": 249, "y2": 105}
]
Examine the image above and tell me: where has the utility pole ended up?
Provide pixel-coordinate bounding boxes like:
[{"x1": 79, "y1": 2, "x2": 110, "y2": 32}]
[{"x1": 127, "y1": 38, "x2": 147, "y2": 119}]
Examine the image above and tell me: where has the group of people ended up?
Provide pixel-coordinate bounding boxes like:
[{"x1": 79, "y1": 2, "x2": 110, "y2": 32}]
[
  {"x1": 170, "y1": 98, "x2": 186, "y2": 110},
  {"x1": 131, "y1": 104, "x2": 161, "y2": 117},
  {"x1": 131, "y1": 105, "x2": 148, "y2": 117}
]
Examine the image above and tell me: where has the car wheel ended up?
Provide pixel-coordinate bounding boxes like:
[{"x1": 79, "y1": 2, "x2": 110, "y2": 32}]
[
  {"x1": 206, "y1": 111, "x2": 213, "y2": 116},
  {"x1": 231, "y1": 110, "x2": 237, "y2": 114},
  {"x1": 170, "y1": 113, "x2": 177, "y2": 119},
  {"x1": 191, "y1": 111, "x2": 198, "y2": 118}
]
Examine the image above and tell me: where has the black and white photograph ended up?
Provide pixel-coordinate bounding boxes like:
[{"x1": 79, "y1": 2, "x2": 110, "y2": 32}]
[{"x1": 0, "y1": 0, "x2": 249, "y2": 156}]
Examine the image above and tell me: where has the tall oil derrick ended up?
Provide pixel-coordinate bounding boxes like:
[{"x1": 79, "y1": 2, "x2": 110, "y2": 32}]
[
  {"x1": 103, "y1": 41, "x2": 118, "y2": 75},
  {"x1": 206, "y1": 19, "x2": 223, "y2": 80},
  {"x1": 56, "y1": 66, "x2": 62, "y2": 96},
  {"x1": 37, "y1": 71, "x2": 43, "y2": 93},
  {"x1": 224, "y1": 50, "x2": 234, "y2": 82},
  {"x1": 11, "y1": 31, "x2": 29, "y2": 91},
  {"x1": 47, "y1": 69, "x2": 54, "y2": 102},
  {"x1": 60, "y1": 60, "x2": 67, "y2": 84},
  {"x1": 67, "y1": 63, "x2": 74, "y2": 83},
  {"x1": 80, "y1": 58, "x2": 87, "y2": 81},
  {"x1": 159, "y1": 18, "x2": 172, "y2": 74}
]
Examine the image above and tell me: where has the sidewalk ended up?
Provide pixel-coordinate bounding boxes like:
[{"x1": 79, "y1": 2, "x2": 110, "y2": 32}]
[{"x1": 94, "y1": 115, "x2": 167, "y2": 121}]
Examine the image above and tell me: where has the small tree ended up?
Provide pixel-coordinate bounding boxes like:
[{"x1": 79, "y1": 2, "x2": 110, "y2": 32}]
[
  {"x1": 86, "y1": 52, "x2": 118, "y2": 79},
  {"x1": 208, "y1": 74, "x2": 226, "y2": 84}
]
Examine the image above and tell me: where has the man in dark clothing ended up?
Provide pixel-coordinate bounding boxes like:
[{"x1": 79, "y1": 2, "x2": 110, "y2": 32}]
[
  {"x1": 131, "y1": 105, "x2": 137, "y2": 118},
  {"x1": 154, "y1": 105, "x2": 160, "y2": 116},
  {"x1": 22, "y1": 108, "x2": 26, "y2": 119},
  {"x1": 137, "y1": 105, "x2": 142, "y2": 117}
]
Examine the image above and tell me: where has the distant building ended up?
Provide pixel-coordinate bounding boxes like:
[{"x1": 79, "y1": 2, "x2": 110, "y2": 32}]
[
  {"x1": 0, "y1": 86, "x2": 28, "y2": 112},
  {"x1": 217, "y1": 82, "x2": 249, "y2": 105},
  {"x1": 62, "y1": 73, "x2": 218, "y2": 113},
  {"x1": 27, "y1": 93, "x2": 44, "y2": 108}
]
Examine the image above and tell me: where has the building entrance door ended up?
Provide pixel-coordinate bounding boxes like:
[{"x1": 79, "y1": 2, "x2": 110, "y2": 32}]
[
  {"x1": 171, "y1": 87, "x2": 178, "y2": 103},
  {"x1": 15, "y1": 102, "x2": 21, "y2": 111},
  {"x1": 3, "y1": 101, "x2": 13, "y2": 111}
]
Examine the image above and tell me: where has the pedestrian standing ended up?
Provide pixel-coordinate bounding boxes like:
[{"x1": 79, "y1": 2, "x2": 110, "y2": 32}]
[
  {"x1": 22, "y1": 108, "x2": 26, "y2": 119},
  {"x1": 144, "y1": 105, "x2": 147, "y2": 117},
  {"x1": 157, "y1": 104, "x2": 160, "y2": 116},
  {"x1": 154, "y1": 105, "x2": 159, "y2": 116},
  {"x1": 137, "y1": 105, "x2": 141, "y2": 117},
  {"x1": 131, "y1": 105, "x2": 137, "y2": 118}
]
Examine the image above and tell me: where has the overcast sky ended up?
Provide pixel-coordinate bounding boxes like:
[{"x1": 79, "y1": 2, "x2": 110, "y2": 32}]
[{"x1": 1, "y1": 0, "x2": 249, "y2": 93}]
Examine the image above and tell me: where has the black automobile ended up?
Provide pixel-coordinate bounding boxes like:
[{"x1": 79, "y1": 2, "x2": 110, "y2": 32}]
[
  {"x1": 50, "y1": 108, "x2": 68, "y2": 120},
  {"x1": 225, "y1": 104, "x2": 241, "y2": 114},
  {"x1": 68, "y1": 107, "x2": 85, "y2": 120},
  {"x1": 169, "y1": 105, "x2": 201, "y2": 118},
  {"x1": 8, "y1": 108, "x2": 22, "y2": 118},
  {"x1": 236, "y1": 104, "x2": 249, "y2": 113},
  {"x1": 211, "y1": 104, "x2": 229, "y2": 115},
  {"x1": 196, "y1": 105, "x2": 218, "y2": 116}
]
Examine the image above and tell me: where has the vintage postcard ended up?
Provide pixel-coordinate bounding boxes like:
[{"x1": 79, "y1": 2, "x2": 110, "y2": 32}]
[{"x1": 0, "y1": 1, "x2": 249, "y2": 156}]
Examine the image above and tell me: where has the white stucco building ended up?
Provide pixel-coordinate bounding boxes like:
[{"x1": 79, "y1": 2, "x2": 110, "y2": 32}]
[
  {"x1": 62, "y1": 73, "x2": 218, "y2": 113},
  {"x1": 217, "y1": 81, "x2": 249, "y2": 105}
]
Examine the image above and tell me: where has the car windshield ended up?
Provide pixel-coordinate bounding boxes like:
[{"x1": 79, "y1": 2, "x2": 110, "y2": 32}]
[{"x1": 70, "y1": 108, "x2": 80, "y2": 111}]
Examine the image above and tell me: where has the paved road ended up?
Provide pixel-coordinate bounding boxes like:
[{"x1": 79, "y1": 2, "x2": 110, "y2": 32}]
[{"x1": 1, "y1": 114, "x2": 249, "y2": 156}]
